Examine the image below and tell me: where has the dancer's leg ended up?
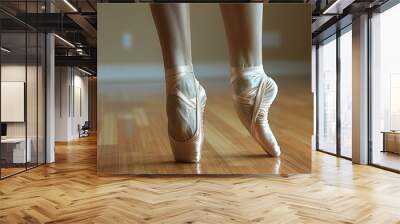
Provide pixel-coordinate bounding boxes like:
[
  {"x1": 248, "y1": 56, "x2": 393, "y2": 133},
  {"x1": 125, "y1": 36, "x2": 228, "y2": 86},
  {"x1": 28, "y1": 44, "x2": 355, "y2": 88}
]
[
  {"x1": 220, "y1": 3, "x2": 280, "y2": 156},
  {"x1": 150, "y1": 3, "x2": 192, "y2": 69},
  {"x1": 220, "y1": 3, "x2": 263, "y2": 68},
  {"x1": 151, "y1": 4, "x2": 206, "y2": 162}
]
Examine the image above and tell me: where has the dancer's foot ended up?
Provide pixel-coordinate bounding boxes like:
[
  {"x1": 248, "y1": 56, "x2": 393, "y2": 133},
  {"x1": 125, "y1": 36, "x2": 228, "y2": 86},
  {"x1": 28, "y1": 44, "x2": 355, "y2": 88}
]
[
  {"x1": 166, "y1": 65, "x2": 207, "y2": 162},
  {"x1": 230, "y1": 65, "x2": 280, "y2": 157}
]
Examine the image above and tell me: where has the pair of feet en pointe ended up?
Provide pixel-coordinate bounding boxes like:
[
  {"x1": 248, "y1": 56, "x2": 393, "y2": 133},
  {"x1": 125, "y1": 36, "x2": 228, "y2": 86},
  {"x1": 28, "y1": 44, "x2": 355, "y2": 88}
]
[{"x1": 166, "y1": 64, "x2": 280, "y2": 163}]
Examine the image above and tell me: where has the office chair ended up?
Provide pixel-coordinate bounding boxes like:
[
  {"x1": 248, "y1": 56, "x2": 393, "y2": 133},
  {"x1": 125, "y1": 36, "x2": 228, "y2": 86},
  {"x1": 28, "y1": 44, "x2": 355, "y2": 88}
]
[{"x1": 79, "y1": 121, "x2": 90, "y2": 138}]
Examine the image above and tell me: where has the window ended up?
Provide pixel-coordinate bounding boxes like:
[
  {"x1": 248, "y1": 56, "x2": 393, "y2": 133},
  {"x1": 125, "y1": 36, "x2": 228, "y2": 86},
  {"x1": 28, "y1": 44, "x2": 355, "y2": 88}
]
[
  {"x1": 317, "y1": 35, "x2": 337, "y2": 154},
  {"x1": 339, "y1": 28, "x2": 352, "y2": 158},
  {"x1": 316, "y1": 26, "x2": 353, "y2": 159},
  {"x1": 370, "y1": 2, "x2": 400, "y2": 171}
]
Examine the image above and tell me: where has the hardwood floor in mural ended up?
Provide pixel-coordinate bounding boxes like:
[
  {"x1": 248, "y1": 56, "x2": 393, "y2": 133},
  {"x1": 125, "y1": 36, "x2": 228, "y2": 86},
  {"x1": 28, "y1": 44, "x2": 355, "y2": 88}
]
[
  {"x1": 98, "y1": 75, "x2": 312, "y2": 174},
  {"x1": 1, "y1": 135, "x2": 400, "y2": 223}
]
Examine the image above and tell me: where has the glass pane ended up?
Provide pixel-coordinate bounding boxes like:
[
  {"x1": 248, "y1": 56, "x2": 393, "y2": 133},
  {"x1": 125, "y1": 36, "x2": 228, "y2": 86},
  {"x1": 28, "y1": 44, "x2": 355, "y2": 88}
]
[
  {"x1": 38, "y1": 33, "x2": 46, "y2": 165},
  {"x1": 27, "y1": 31, "x2": 38, "y2": 169},
  {"x1": 318, "y1": 36, "x2": 337, "y2": 154},
  {"x1": 340, "y1": 29, "x2": 352, "y2": 158},
  {"x1": 1, "y1": 31, "x2": 27, "y2": 177},
  {"x1": 371, "y1": 4, "x2": 400, "y2": 171}
]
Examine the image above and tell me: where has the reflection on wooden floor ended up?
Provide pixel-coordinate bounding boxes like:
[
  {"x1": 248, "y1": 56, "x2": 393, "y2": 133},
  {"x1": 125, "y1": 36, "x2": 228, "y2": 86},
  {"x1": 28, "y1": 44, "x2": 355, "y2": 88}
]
[
  {"x1": 98, "y1": 75, "x2": 312, "y2": 174},
  {"x1": 373, "y1": 151, "x2": 400, "y2": 171},
  {"x1": 1, "y1": 135, "x2": 400, "y2": 223},
  {"x1": 1, "y1": 163, "x2": 42, "y2": 179},
  {"x1": 0, "y1": 167, "x2": 25, "y2": 178}
]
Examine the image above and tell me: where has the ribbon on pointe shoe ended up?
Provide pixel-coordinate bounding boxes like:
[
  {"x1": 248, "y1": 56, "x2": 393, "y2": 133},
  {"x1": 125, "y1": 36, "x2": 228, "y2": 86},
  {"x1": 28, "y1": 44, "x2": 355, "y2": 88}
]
[
  {"x1": 165, "y1": 64, "x2": 207, "y2": 162},
  {"x1": 230, "y1": 65, "x2": 281, "y2": 157}
]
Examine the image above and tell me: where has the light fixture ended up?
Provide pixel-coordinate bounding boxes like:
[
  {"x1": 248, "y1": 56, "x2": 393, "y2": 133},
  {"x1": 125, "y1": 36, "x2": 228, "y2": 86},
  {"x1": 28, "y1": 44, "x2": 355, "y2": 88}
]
[
  {"x1": 76, "y1": 48, "x2": 85, "y2": 55},
  {"x1": 322, "y1": 0, "x2": 355, "y2": 15},
  {"x1": 54, "y1": 34, "x2": 75, "y2": 48},
  {"x1": 63, "y1": 0, "x2": 78, "y2": 12},
  {"x1": 1, "y1": 47, "x2": 11, "y2": 53},
  {"x1": 78, "y1": 67, "x2": 93, "y2": 76}
]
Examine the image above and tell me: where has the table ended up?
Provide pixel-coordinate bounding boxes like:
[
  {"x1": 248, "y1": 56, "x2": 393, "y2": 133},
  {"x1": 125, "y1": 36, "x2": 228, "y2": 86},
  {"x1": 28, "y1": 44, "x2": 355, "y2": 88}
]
[
  {"x1": 382, "y1": 131, "x2": 400, "y2": 154},
  {"x1": 1, "y1": 138, "x2": 31, "y2": 164}
]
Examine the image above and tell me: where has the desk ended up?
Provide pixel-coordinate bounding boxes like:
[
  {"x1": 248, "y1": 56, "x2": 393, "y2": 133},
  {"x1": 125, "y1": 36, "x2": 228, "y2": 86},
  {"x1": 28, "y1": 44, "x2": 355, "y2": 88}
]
[
  {"x1": 382, "y1": 131, "x2": 400, "y2": 154},
  {"x1": 1, "y1": 138, "x2": 31, "y2": 163}
]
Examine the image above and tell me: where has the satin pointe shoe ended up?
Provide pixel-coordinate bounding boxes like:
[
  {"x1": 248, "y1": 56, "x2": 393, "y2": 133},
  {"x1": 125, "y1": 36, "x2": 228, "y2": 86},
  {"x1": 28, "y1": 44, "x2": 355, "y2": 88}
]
[
  {"x1": 230, "y1": 65, "x2": 281, "y2": 157},
  {"x1": 165, "y1": 65, "x2": 207, "y2": 163}
]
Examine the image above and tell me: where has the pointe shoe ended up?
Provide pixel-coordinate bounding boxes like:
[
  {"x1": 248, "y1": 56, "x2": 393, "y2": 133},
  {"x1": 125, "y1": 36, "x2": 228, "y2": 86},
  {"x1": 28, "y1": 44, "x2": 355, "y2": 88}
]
[
  {"x1": 230, "y1": 66, "x2": 281, "y2": 157},
  {"x1": 166, "y1": 65, "x2": 207, "y2": 163}
]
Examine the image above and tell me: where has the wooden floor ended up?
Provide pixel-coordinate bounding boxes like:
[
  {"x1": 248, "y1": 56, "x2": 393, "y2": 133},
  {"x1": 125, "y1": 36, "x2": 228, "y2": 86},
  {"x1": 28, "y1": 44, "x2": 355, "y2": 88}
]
[
  {"x1": 1, "y1": 135, "x2": 400, "y2": 223},
  {"x1": 98, "y1": 75, "x2": 312, "y2": 174}
]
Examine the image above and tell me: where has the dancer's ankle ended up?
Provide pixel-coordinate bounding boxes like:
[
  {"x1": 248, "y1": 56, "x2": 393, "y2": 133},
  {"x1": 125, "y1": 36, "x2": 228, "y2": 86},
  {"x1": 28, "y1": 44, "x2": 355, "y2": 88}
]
[
  {"x1": 165, "y1": 64, "x2": 196, "y2": 98},
  {"x1": 230, "y1": 65, "x2": 265, "y2": 96}
]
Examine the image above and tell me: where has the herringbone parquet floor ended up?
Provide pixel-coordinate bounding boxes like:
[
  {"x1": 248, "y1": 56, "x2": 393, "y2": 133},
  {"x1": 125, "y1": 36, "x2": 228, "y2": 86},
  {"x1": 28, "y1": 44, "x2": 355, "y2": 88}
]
[{"x1": 1, "y1": 135, "x2": 400, "y2": 223}]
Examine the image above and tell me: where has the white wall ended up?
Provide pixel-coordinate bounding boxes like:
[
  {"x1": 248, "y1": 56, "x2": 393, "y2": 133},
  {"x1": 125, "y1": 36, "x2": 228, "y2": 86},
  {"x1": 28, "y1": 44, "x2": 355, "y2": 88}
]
[
  {"x1": 55, "y1": 67, "x2": 89, "y2": 141},
  {"x1": 71, "y1": 73, "x2": 89, "y2": 138},
  {"x1": 55, "y1": 66, "x2": 69, "y2": 141}
]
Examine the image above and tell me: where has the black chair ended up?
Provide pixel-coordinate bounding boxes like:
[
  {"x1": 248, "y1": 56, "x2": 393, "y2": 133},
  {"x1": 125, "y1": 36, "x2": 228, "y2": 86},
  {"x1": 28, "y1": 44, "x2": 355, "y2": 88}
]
[{"x1": 79, "y1": 121, "x2": 90, "y2": 138}]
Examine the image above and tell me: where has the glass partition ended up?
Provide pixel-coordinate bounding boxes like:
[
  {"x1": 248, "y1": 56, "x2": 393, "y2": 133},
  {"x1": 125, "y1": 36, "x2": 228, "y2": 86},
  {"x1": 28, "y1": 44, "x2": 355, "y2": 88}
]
[
  {"x1": 1, "y1": 31, "x2": 28, "y2": 177},
  {"x1": 27, "y1": 31, "x2": 38, "y2": 169},
  {"x1": 0, "y1": 2, "x2": 46, "y2": 179},
  {"x1": 38, "y1": 32, "x2": 45, "y2": 165}
]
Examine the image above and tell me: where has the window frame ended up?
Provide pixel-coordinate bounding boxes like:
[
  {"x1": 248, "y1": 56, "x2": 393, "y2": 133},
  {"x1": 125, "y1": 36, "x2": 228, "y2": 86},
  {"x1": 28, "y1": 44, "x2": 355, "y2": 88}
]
[{"x1": 315, "y1": 24, "x2": 353, "y2": 160}]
